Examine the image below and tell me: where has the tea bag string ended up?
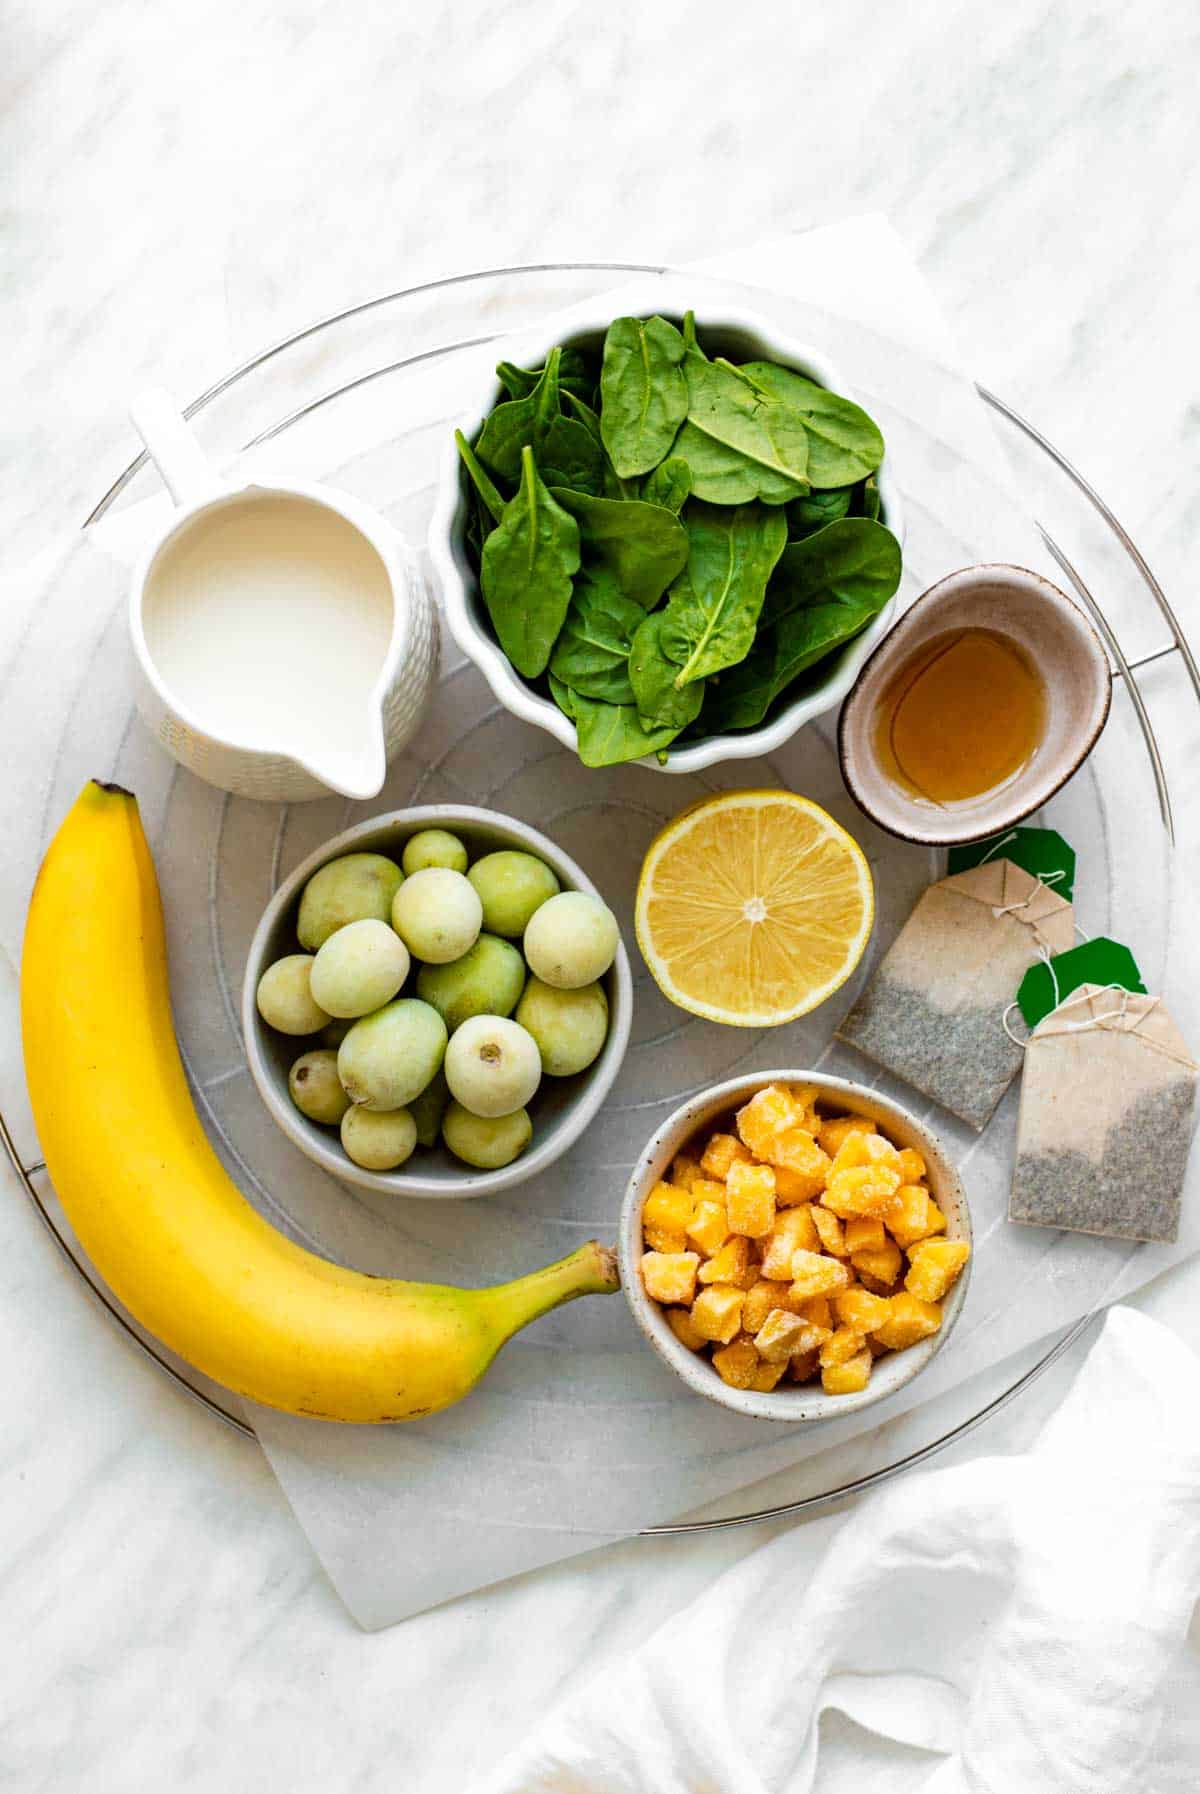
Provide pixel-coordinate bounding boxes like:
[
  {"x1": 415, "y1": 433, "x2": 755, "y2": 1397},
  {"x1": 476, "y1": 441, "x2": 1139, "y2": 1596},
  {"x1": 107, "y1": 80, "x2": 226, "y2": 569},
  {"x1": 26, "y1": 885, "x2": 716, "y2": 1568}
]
[
  {"x1": 989, "y1": 864, "x2": 1068, "y2": 921},
  {"x1": 1002, "y1": 978, "x2": 1161, "y2": 1050}
]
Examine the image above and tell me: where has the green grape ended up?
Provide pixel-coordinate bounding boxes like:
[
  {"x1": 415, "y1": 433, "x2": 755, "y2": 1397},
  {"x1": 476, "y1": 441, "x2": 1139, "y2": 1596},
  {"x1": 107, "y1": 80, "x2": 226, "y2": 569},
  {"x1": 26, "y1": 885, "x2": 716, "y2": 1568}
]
[
  {"x1": 296, "y1": 852, "x2": 404, "y2": 951},
  {"x1": 341, "y1": 1105, "x2": 417, "y2": 1171},
  {"x1": 256, "y1": 954, "x2": 331, "y2": 1035},
  {"x1": 287, "y1": 1049, "x2": 352, "y2": 1125},
  {"x1": 391, "y1": 868, "x2": 483, "y2": 964},
  {"x1": 442, "y1": 1101, "x2": 532, "y2": 1170},
  {"x1": 515, "y1": 978, "x2": 609, "y2": 1076},
  {"x1": 402, "y1": 828, "x2": 469, "y2": 876},
  {"x1": 466, "y1": 850, "x2": 559, "y2": 938},
  {"x1": 523, "y1": 891, "x2": 618, "y2": 989},
  {"x1": 416, "y1": 934, "x2": 526, "y2": 1032},
  {"x1": 408, "y1": 1066, "x2": 450, "y2": 1149},
  {"x1": 444, "y1": 1014, "x2": 542, "y2": 1118},
  {"x1": 337, "y1": 999, "x2": 447, "y2": 1111},
  {"x1": 310, "y1": 918, "x2": 409, "y2": 1019}
]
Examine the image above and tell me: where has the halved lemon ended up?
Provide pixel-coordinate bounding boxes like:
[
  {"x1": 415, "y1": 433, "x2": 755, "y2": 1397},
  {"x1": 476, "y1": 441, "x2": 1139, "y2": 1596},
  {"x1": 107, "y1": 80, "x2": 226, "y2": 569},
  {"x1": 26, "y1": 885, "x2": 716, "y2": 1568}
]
[{"x1": 635, "y1": 790, "x2": 874, "y2": 1027}]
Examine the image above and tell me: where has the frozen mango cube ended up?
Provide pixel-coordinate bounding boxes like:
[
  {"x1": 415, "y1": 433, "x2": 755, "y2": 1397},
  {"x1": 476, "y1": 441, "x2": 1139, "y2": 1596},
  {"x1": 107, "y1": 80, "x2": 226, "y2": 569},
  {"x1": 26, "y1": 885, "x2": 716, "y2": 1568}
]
[
  {"x1": 754, "y1": 1307, "x2": 811, "y2": 1363},
  {"x1": 698, "y1": 1234, "x2": 756, "y2": 1289},
  {"x1": 792, "y1": 1320, "x2": 833, "y2": 1355},
  {"x1": 874, "y1": 1292, "x2": 942, "y2": 1351},
  {"x1": 670, "y1": 1155, "x2": 704, "y2": 1192},
  {"x1": 726, "y1": 1160, "x2": 776, "y2": 1237},
  {"x1": 819, "y1": 1324, "x2": 869, "y2": 1368},
  {"x1": 844, "y1": 1216, "x2": 886, "y2": 1254},
  {"x1": 767, "y1": 1126, "x2": 828, "y2": 1177},
  {"x1": 884, "y1": 1184, "x2": 933, "y2": 1248},
  {"x1": 821, "y1": 1348, "x2": 872, "y2": 1394},
  {"x1": 640, "y1": 1250, "x2": 699, "y2": 1305},
  {"x1": 742, "y1": 1278, "x2": 802, "y2": 1333},
  {"x1": 811, "y1": 1204, "x2": 848, "y2": 1258},
  {"x1": 772, "y1": 1158, "x2": 832, "y2": 1205},
  {"x1": 823, "y1": 1163, "x2": 903, "y2": 1218},
  {"x1": 712, "y1": 1336, "x2": 760, "y2": 1389},
  {"x1": 736, "y1": 1085, "x2": 799, "y2": 1158},
  {"x1": 789, "y1": 1082, "x2": 821, "y2": 1121},
  {"x1": 686, "y1": 1198, "x2": 731, "y2": 1258},
  {"x1": 895, "y1": 1147, "x2": 927, "y2": 1184},
  {"x1": 850, "y1": 1239, "x2": 903, "y2": 1288},
  {"x1": 700, "y1": 1132, "x2": 752, "y2": 1179},
  {"x1": 691, "y1": 1284, "x2": 746, "y2": 1344},
  {"x1": 642, "y1": 1182, "x2": 694, "y2": 1253},
  {"x1": 789, "y1": 1250, "x2": 851, "y2": 1300},
  {"x1": 923, "y1": 1199, "x2": 948, "y2": 1237},
  {"x1": 835, "y1": 1288, "x2": 892, "y2": 1332},
  {"x1": 789, "y1": 1347, "x2": 820, "y2": 1383},
  {"x1": 818, "y1": 1114, "x2": 876, "y2": 1157},
  {"x1": 905, "y1": 1239, "x2": 970, "y2": 1302},
  {"x1": 760, "y1": 1205, "x2": 819, "y2": 1279},
  {"x1": 665, "y1": 1306, "x2": 707, "y2": 1352},
  {"x1": 749, "y1": 1358, "x2": 787, "y2": 1392},
  {"x1": 796, "y1": 1293, "x2": 834, "y2": 1331}
]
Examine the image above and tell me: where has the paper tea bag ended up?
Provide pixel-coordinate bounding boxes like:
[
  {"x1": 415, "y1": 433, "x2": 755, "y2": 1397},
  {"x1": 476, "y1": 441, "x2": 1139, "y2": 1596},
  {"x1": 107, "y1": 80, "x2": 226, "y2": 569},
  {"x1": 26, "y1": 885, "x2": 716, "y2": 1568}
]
[
  {"x1": 838, "y1": 859, "x2": 1074, "y2": 1130},
  {"x1": 1010, "y1": 983, "x2": 1197, "y2": 1242}
]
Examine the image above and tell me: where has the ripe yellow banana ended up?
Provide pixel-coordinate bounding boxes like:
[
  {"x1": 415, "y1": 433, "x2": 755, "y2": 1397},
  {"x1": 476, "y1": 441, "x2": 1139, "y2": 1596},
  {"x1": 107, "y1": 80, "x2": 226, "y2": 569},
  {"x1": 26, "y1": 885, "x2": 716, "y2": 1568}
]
[{"x1": 21, "y1": 782, "x2": 619, "y2": 1422}]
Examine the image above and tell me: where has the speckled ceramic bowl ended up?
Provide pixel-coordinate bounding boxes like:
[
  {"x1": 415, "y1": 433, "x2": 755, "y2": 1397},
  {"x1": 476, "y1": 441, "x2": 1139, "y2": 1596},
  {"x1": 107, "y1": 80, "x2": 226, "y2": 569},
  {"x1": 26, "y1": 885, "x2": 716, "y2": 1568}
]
[
  {"x1": 618, "y1": 1071, "x2": 971, "y2": 1422},
  {"x1": 243, "y1": 805, "x2": 632, "y2": 1199},
  {"x1": 839, "y1": 563, "x2": 1112, "y2": 846},
  {"x1": 430, "y1": 280, "x2": 904, "y2": 774}
]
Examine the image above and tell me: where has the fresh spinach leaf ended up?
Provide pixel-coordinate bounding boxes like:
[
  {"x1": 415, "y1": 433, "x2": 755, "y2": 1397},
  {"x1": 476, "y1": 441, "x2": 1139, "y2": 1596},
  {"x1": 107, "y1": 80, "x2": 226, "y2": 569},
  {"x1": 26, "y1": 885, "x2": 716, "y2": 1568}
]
[
  {"x1": 480, "y1": 446, "x2": 580, "y2": 678},
  {"x1": 562, "y1": 388, "x2": 604, "y2": 446},
  {"x1": 549, "y1": 568, "x2": 642, "y2": 703},
  {"x1": 640, "y1": 456, "x2": 691, "y2": 514},
  {"x1": 495, "y1": 347, "x2": 594, "y2": 404},
  {"x1": 570, "y1": 691, "x2": 683, "y2": 768},
  {"x1": 763, "y1": 518, "x2": 902, "y2": 630},
  {"x1": 700, "y1": 593, "x2": 885, "y2": 733},
  {"x1": 785, "y1": 484, "x2": 854, "y2": 540},
  {"x1": 548, "y1": 672, "x2": 577, "y2": 719},
  {"x1": 455, "y1": 429, "x2": 509, "y2": 528},
  {"x1": 653, "y1": 500, "x2": 788, "y2": 686},
  {"x1": 628, "y1": 611, "x2": 706, "y2": 731},
  {"x1": 599, "y1": 315, "x2": 689, "y2": 479},
  {"x1": 672, "y1": 349, "x2": 811, "y2": 504},
  {"x1": 548, "y1": 488, "x2": 688, "y2": 609},
  {"x1": 475, "y1": 350, "x2": 562, "y2": 482},
  {"x1": 737, "y1": 361, "x2": 884, "y2": 488},
  {"x1": 536, "y1": 414, "x2": 606, "y2": 495},
  {"x1": 854, "y1": 474, "x2": 882, "y2": 520}
]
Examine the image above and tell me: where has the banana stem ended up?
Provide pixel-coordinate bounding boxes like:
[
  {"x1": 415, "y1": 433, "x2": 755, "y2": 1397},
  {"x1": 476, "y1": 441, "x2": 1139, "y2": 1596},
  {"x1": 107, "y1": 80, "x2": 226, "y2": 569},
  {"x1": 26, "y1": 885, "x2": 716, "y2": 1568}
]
[{"x1": 484, "y1": 1240, "x2": 620, "y2": 1340}]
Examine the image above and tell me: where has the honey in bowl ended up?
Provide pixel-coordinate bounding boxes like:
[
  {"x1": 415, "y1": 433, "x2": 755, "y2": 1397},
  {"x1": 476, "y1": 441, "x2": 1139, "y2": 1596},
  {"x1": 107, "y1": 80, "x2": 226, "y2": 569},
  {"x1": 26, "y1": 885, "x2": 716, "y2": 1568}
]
[{"x1": 873, "y1": 627, "x2": 1046, "y2": 806}]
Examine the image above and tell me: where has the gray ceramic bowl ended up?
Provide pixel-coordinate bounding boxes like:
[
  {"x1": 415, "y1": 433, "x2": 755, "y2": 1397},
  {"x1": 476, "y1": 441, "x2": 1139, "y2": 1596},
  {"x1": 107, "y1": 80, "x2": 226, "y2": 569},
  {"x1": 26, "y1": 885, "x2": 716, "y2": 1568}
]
[
  {"x1": 243, "y1": 805, "x2": 632, "y2": 1199},
  {"x1": 619, "y1": 1071, "x2": 971, "y2": 1422},
  {"x1": 839, "y1": 564, "x2": 1112, "y2": 845}
]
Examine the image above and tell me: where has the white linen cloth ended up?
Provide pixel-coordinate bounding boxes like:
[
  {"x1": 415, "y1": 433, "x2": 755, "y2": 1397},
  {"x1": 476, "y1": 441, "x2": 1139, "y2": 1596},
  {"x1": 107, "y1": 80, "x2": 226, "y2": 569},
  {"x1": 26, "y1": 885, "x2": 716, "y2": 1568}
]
[{"x1": 470, "y1": 1308, "x2": 1200, "y2": 1794}]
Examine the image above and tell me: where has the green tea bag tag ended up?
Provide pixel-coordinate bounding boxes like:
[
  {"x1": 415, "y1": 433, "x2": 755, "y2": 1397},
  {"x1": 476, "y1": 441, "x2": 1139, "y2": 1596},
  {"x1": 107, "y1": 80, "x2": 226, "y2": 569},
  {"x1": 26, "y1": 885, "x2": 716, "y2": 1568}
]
[
  {"x1": 1017, "y1": 937, "x2": 1145, "y2": 1032},
  {"x1": 948, "y1": 827, "x2": 1076, "y2": 902}
]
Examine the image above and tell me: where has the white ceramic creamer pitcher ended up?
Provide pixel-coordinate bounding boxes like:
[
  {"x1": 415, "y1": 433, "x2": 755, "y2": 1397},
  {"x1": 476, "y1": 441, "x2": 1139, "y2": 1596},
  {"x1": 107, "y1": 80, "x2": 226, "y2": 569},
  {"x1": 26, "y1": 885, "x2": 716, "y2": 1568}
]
[{"x1": 128, "y1": 390, "x2": 437, "y2": 802}]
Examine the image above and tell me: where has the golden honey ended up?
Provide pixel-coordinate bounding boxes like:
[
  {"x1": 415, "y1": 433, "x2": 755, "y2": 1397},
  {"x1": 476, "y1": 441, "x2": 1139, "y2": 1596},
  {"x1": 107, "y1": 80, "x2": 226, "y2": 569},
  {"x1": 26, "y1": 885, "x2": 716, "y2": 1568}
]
[{"x1": 873, "y1": 627, "x2": 1046, "y2": 805}]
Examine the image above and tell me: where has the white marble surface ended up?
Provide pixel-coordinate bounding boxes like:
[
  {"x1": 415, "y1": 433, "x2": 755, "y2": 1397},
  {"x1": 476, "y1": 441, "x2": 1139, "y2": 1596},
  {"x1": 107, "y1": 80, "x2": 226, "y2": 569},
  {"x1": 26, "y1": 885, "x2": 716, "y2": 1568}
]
[{"x1": 5, "y1": 3, "x2": 1200, "y2": 1788}]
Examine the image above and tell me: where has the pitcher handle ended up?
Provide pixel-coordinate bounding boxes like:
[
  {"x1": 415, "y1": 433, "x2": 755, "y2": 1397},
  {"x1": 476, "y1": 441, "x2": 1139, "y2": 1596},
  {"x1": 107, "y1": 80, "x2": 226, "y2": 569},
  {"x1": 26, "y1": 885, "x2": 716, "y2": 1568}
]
[{"x1": 130, "y1": 388, "x2": 227, "y2": 509}]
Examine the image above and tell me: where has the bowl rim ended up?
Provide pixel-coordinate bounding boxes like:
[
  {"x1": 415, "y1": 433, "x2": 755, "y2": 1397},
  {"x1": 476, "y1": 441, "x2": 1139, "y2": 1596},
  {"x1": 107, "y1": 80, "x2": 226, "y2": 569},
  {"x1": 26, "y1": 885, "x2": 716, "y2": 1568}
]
[
  {"x1": 242, "y1": 803, "x2": 633, "y2": 1199},
  {"x1": 837, "y1": 562, "x2": 1113, "y2": 845},
  {"x1": 618, "y1": 1070, "x2": 971, "y2": 1422},
  {"x1": 428, "y1": 278, "x2": 905, "y2": 775}
]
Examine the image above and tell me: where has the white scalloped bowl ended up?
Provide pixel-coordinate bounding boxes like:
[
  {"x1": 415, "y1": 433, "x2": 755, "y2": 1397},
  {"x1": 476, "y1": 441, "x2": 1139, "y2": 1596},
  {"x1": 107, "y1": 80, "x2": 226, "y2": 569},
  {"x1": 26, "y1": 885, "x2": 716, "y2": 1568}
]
[{"x1": 428, "y1": 283, "x2": 905, "y2": 774}]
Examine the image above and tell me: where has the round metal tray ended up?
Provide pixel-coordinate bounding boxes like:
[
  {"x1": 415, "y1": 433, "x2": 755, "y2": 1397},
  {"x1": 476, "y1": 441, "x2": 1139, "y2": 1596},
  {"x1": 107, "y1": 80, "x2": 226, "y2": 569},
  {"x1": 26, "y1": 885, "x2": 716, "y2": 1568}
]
[{"x1": 6, "y1": 261, "x2": 1196, "y2": 1537}]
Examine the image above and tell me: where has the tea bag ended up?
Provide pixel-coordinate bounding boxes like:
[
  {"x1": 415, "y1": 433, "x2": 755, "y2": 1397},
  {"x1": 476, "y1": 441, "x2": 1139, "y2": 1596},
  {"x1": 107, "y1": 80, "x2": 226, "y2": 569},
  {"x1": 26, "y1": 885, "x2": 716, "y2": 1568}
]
[
  {"x1": 1010, "y1": 983, "x2": 1197, "y2": 1242},
  {"x1": 837, "y1": 858, "x2": 1074, "y2": 1130}
]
